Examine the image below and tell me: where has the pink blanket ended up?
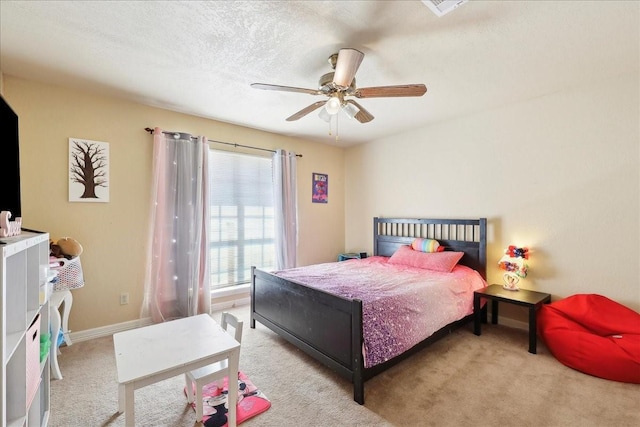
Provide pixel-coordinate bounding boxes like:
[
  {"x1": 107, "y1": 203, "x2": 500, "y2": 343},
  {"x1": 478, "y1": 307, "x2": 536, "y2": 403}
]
[{"x1": 274, "y1": 256, "x2": 487, "y2": 368}]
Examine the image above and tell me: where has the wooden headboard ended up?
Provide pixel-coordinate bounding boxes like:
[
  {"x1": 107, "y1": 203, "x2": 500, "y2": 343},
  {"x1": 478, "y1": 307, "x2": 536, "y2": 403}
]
[{"x1": 373, "y1": 217, "x2": 487, "y2": 279}]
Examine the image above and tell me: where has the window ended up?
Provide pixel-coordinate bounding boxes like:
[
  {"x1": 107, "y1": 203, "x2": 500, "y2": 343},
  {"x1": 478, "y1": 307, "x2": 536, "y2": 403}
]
[{"x1": 208, "y1": 150, "x2": 274, "y2": 289}]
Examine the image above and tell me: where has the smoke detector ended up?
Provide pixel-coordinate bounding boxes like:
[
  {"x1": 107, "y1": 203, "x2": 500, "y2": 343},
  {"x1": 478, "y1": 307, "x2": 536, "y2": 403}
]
[{"x1": 422, "y1": 0, "x2": 468, "y2": 17}]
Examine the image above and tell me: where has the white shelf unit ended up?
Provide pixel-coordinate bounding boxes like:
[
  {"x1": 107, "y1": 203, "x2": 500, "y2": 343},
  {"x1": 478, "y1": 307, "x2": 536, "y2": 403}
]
[{"x1": 1, "y1": 231, "x2": 51, "y2": 427}]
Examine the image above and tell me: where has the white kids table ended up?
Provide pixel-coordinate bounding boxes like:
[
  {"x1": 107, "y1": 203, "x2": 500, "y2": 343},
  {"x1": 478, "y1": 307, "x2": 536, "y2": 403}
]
[{"x1": 113, "y1": 314, "x2": 240, "y2": 426}]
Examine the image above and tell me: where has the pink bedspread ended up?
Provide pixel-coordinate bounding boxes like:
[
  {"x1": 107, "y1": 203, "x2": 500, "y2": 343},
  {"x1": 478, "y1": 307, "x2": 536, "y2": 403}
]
[{"x1": 274, "y1": 256, "x2": 487, "y2": 368}]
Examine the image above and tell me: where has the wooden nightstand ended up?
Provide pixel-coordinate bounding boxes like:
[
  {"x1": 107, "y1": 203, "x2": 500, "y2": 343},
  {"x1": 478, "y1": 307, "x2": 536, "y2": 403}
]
[{"x1": 473, "y1": 284, "x2": 551, "y2": 354}]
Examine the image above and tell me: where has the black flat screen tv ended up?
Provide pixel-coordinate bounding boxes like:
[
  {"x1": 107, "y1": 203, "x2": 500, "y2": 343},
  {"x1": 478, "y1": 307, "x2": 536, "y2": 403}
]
[{"x1": 0, "y1": 95, "x2": 21, "y2": 219}]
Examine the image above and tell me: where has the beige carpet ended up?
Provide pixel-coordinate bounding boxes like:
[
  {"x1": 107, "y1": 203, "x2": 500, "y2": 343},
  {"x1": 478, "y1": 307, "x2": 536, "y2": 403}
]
[{"x1": 50, "y1": 305, "x2": 639, "y2": 427}]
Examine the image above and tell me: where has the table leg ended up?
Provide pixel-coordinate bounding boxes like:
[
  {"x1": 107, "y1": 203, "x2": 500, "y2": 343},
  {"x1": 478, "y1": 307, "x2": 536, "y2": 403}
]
[
  {"x1": 528, "y1": 306, "x2": 537, "y2": 354},
  {"x1": 118, "y1": 383, "x2": 125, "y2": 413},
  {"x1": 50, "y1": 302, "x2": 62, "y2": 380},
  {"x1": 473, "y1": 294, "x2": 481, "y2": 336},
  {"x1": 60, "y1": 291, "x2": 73, "y2": 345},
  {"x1": 491, "y1": 300, "x2": 499, "y2": 324},
  {"x1": 121, "y1": 383, "x2": 134, "y2": 427},
  {"x1": 227, "y1": 349, "x2": 240, "y2": 427},
  {"x1": 50, "y1": 290, "x2": 73, "y2": 380}
]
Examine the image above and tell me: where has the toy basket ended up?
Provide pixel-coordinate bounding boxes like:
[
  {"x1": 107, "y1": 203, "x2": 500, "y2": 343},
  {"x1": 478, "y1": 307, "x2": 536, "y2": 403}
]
[{"x1": 51, "y1": 256, "x2": 85, "y2": 291}]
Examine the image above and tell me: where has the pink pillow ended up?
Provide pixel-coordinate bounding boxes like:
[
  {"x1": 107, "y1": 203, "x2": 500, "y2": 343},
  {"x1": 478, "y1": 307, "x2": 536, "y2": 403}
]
[{"x1": 388, "y1": 245, "x2": 464, "y2": 272}]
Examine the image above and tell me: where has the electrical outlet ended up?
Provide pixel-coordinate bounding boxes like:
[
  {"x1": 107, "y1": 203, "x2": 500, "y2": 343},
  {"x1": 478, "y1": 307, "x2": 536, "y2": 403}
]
[{"x1": 120, "y1": 293, "x2": 129, "y2": 305}]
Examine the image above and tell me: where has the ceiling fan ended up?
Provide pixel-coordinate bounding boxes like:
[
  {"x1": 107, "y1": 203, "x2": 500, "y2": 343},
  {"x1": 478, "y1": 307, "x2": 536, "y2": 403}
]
[{"x1": 250, "y1": 48, "x2": 427, "y2": 124}]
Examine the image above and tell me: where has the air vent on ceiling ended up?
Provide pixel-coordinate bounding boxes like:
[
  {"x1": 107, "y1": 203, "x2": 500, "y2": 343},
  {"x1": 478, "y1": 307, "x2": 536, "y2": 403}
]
[{"x1": 422, "y1": 0, "x2": 468, "y2": 17}]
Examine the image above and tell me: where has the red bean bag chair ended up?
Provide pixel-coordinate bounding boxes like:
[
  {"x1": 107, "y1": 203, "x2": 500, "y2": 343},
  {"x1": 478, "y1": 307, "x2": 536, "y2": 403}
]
[{"x1": 537, "y1": 294, "x2": 640, "y2": 383}]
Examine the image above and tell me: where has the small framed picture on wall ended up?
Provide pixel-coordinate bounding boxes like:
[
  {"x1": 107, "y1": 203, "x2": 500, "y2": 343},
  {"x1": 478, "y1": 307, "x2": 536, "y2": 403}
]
[{"x1": 312, "y1": 173, "x2": 328, "y2": 203}]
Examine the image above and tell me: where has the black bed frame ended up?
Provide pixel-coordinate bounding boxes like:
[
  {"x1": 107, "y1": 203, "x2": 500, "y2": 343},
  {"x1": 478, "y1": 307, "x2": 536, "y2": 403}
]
[{"x1": 250, "y1": 217, "x2": 487, "y2": 404}]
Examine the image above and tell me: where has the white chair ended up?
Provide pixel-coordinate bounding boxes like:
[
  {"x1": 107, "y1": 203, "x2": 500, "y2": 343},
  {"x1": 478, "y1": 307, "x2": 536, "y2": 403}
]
[{"x1": 185, "y1": 312, "x2": 243, "y2": 421}]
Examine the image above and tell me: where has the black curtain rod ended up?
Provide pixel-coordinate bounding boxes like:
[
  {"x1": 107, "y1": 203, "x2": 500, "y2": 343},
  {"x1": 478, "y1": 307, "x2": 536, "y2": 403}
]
[{"x1": 144, "y1": 127, "x2": 302, "y2": 158}]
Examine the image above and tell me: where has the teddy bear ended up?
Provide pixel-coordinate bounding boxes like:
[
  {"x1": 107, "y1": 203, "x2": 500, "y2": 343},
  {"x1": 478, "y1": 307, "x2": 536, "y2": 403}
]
[{"x1": 50, "y1": 237, "x2": 83, "y2": 259}]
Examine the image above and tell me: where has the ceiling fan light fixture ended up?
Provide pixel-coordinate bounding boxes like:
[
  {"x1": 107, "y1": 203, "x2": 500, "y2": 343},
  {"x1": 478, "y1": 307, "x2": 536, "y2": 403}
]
[
  {"x1": 318, "y1": 106, "x2": 332, "y2": 122},
  {"x1": 342, "y1": 102, "x2": 359, "y2": 120},
  {"x1": 325, "y1": 97, "x2": 341, "y2": 115}
]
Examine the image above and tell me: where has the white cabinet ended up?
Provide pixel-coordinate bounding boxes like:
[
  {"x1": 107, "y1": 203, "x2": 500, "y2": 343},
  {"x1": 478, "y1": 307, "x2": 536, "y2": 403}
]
[{"x1": 1, "y1": 231, "x2": 50, "y2": 427}]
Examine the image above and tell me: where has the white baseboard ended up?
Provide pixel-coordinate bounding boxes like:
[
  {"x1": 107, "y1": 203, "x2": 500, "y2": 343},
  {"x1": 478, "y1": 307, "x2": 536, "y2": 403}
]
[
  {"x1": 69, "y1": 317, "x2": 153, "y2": 343},
  {"x1": 494, "y1": 314, "x2": 528, "y2": 331},
  {"x1": 68, "y1": 296, "x2": 252, "y2": 343}
]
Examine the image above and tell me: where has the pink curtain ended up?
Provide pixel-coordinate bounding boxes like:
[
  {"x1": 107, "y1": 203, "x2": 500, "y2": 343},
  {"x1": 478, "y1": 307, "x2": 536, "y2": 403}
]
[
  {"x1": 273, "y1": 149, "x2": 298, "y2": 269},
  {"x1": 141, "y1": 128, "x2": 210, "y2": 322}
]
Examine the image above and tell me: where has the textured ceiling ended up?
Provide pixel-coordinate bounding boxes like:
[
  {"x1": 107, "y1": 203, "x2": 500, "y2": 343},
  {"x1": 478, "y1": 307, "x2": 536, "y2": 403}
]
[{"x1": 1, "y1": 1, "x2": 638, "y2": 146}]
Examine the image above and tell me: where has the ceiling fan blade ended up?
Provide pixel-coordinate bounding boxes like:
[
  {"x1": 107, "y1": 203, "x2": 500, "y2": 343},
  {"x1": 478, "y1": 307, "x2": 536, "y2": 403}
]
[
  {"x1": 333, "y1": 48, "x2": 364, "y2": 88},
  {"x1": 251, "y1": 83, "x2": 321, "y2": 95},
  {"x1": 355, "y1": 84, "x2": 427, "y2": 98},
  {"x1": 345, "y1": 100, "x2": 374, "y2": 123},
  {"x1": 286, "y1": 101, "x2": 327, "y2": 121}
]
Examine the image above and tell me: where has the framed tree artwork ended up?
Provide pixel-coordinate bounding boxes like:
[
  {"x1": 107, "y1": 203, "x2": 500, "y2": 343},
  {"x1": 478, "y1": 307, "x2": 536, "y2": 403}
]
[{"x1": 69, "y1": 138, "x2": 110, "y2": 202}]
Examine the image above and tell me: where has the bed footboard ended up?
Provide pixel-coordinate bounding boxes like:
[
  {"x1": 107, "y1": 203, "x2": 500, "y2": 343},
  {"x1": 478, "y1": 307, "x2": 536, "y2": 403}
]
[{"x1": 251, "y1": 267, "x2": 366, "y2": 403}]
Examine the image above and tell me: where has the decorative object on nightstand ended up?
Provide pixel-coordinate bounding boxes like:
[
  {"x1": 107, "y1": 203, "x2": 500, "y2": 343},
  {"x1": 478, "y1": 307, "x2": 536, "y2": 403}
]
[{"x1": 497, "y1": 245, "x2": 529, "y2": 291}]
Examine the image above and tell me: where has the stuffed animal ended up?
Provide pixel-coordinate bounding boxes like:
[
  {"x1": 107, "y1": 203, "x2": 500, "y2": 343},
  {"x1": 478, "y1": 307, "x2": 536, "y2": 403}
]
[
  {"x1": 54, "y1": 237, "x2": 83, "y2": 259},
  {"x1": 50, "y1": 241, "x2": 63, "y2": 258}
]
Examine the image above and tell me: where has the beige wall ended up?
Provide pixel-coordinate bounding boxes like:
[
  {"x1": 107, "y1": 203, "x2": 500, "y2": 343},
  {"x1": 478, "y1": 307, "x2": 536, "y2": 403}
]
[
  {"x1": 345, "y1": 72, "x2": 640, "y2": 313},
  {"x1": 3, "y1": 76, "x2": 345, "y2": 331},
  {"x1": 4, "y1": 68, "x2": 639, "y2": 333}
]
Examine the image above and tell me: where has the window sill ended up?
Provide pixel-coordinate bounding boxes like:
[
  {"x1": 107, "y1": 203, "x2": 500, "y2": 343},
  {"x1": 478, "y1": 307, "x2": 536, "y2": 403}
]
[
  {"x1": 211, "y1": 283, "x2": 250, "y2": 299},
  {"x1": 210, "y1": 284, "x2": 250, "y2": 312}
]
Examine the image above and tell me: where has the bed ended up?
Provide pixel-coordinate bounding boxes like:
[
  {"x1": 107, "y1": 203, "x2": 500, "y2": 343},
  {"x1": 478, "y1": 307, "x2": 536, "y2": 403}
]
[{"x1": 250, "y1": 217, "x2": 487, "y2": 404}]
